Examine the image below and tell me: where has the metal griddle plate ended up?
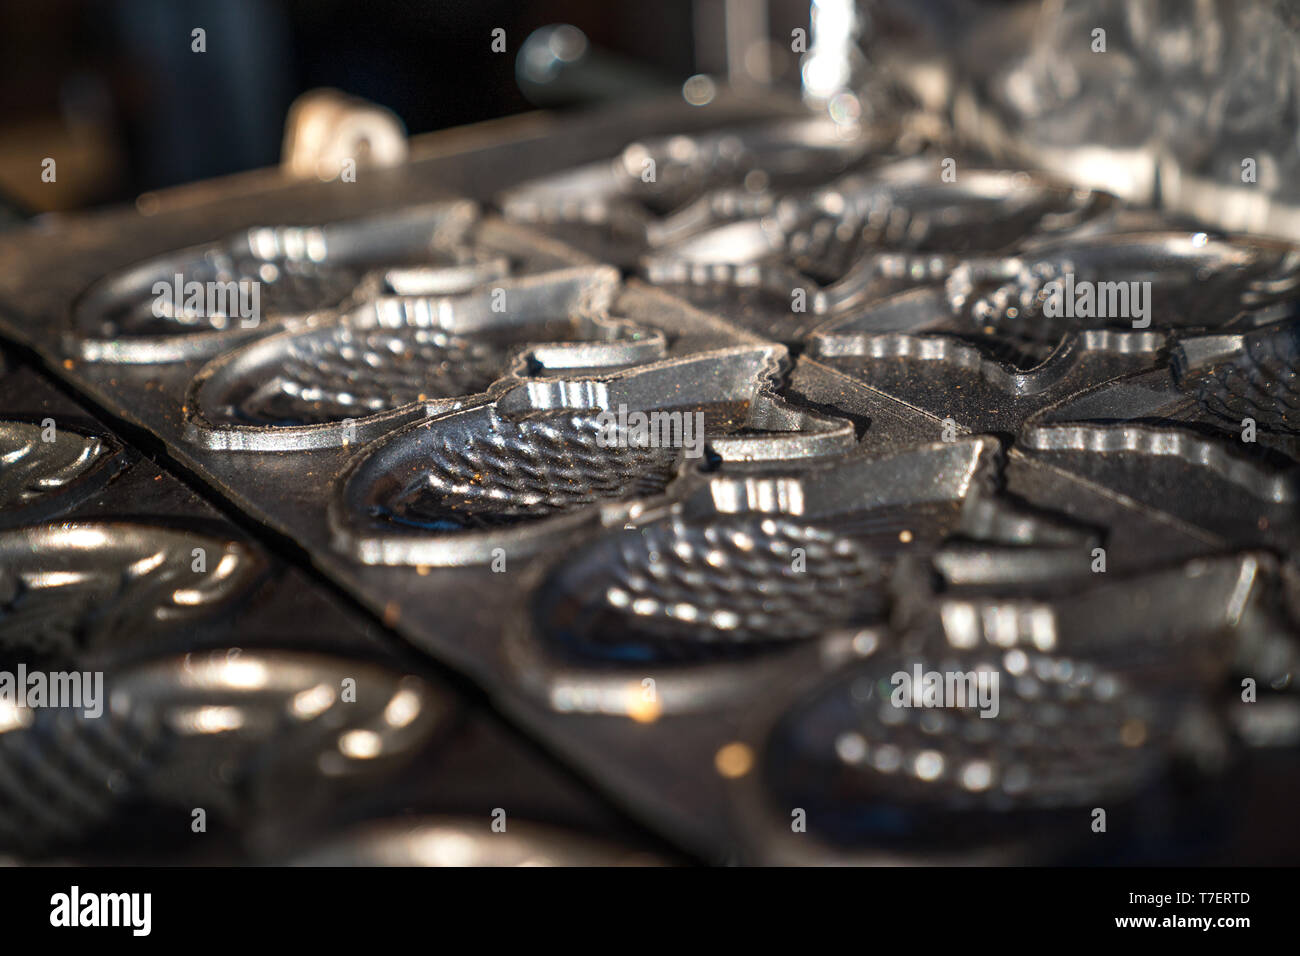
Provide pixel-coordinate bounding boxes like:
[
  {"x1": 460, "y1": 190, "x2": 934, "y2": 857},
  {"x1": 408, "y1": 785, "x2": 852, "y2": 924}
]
[
  {"x1": 0, "y1": 96, "x2": 1296, "y2": 864},
  {"x1": 0, "y1": 356, "x2": 672, "y2": 865}
]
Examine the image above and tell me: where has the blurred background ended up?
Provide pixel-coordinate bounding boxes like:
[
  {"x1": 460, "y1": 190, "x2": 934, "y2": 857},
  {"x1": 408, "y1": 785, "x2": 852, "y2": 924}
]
[
  {"x1": 4, "y1": 1, "x2": 1297, "y2": 229},
  {"x1": 0, "y1": 0, "x2": 827, "y2": 213}
]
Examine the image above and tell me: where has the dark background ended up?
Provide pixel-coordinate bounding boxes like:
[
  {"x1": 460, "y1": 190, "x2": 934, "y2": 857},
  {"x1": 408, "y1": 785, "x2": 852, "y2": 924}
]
[{"x1": 0, "y1": 0, "x2": 822, "y2": 212}]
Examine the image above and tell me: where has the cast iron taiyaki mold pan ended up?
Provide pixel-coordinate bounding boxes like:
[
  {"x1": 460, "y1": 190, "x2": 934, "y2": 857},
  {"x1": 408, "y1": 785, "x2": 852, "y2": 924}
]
[{"x1": 0, "y1": 20, "x2": 1297, "y2": 865}]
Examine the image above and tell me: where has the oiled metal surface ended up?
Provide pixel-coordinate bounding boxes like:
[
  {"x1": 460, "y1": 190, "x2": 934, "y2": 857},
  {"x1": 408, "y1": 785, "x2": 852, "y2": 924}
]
[
  {"x1": 0, "y1": 99, "x2": 1295, "y2": 865},
  {"x1": 0, "y1": 364, "x2": 669, "y2": 864}
]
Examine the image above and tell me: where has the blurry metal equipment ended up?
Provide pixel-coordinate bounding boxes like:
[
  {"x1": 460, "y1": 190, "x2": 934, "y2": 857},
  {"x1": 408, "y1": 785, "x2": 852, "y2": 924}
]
[
  {"x1": 290, "y1": 817, "x2": 666, "y2": 866},
  {"x1": 282, "y1": 89, "x2": 408, "y2": 181},
  {"x1": 517, "y1": 25, "x2": 670, "y2": 107},
  {"x1": 801, "y1": 0, "x2": 862, "y2": 108},
  {"x1": 857, "y1": 0, "x2": 1300, "y2": 242},
  {"x1": 0, "y1": 0, "x2": 1296, "y2": 866}
]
